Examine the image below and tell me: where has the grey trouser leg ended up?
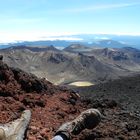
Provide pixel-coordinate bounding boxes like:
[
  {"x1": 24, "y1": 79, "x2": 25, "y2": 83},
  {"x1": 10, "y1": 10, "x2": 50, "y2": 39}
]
[
  {"x1": 52, "y1": 135, "x2": 64, "y2": 140},
  {"x1": 0, "y1": 110, "x2": 31, "y2": 140}
]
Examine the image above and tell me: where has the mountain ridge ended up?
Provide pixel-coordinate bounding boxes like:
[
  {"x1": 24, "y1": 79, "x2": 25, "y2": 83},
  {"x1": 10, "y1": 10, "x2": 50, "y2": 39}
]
[{"x1": 1, "y1": 44, "x2": 140, "y2": 85}]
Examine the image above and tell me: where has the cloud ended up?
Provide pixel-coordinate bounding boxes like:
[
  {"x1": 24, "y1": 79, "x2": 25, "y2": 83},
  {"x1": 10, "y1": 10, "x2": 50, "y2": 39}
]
[
  {"x1": 0, "y1": 31, "x2": 83, "y2": 43},
  {"x1": 58, "y1": 2, "x2": 140, "y2": 13}
]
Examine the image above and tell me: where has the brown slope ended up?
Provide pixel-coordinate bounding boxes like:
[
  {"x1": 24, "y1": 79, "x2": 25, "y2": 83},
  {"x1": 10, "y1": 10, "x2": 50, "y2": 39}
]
[
  {"x1": 0, "y1": 57, "x2": 140, "y2": 140},
  {"x1": 73, "y1": 74, "x2": 140, "y2": 113},
  {"x1": 0, "y1": 57, "x2": 84, "y2": 139},
  {"x1": 70, "y1": 75, "x2": 140, "y2": 140}
]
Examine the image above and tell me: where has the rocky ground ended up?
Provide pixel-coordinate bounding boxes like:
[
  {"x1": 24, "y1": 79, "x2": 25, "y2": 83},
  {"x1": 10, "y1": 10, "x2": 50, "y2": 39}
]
[
  {"x1": 0, "y1": 57, "x2": 140, "y2": 139},
  {"x1": 73, "y1": 75, "x2": 140, "y2": 114}
]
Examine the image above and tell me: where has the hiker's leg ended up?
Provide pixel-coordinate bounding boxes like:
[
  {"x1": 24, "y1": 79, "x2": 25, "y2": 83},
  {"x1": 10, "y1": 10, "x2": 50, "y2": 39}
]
[
  {"x1": 0, "y1": 128, "x2": 6, "y2": 140},
  {"x1": 0, "y1": 110, "x2": 31, "y2": 140},
  {"x1": 54, "y1": 109, "x2": 101, "y2": 140}
]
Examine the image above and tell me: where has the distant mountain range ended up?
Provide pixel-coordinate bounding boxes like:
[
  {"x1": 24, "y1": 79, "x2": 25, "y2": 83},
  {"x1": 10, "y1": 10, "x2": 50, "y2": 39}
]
[
  {"x1": 0, "y1": 34, "x2": 140, "y2": 49},
  {"x1": 1, "y1": 42, "x2": 140, "y2": 85}
]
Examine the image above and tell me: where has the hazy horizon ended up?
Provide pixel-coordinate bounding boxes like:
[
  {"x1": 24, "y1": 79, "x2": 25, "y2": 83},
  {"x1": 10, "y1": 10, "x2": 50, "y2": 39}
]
[{"x1": 0, "y1": 0, "x2": 140, "y2": 42}]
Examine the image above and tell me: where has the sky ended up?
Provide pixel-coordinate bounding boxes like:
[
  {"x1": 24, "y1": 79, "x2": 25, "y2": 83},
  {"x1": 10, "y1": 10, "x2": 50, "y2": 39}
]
[{"x1": 0, "y1": 0, "x2": 140, "y2": 42}]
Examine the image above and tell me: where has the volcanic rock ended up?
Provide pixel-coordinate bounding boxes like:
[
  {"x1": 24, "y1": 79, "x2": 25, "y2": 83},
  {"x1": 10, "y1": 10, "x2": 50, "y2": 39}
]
[{"x1": 0, "y1": 58, "x2": 140, "y2": 139}]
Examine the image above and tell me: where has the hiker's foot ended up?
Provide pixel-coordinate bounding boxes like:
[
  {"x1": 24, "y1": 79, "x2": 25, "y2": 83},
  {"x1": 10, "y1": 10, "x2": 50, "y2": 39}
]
[
  {"x1": 55, "y1": 109, "x2": 101, "y2": 140},
  {"x1": 0, "y1": 128, "x2": 6, "y2": 140},
  {"x1": 0, "y1": 110, "x2": 31, "y2": 140}
]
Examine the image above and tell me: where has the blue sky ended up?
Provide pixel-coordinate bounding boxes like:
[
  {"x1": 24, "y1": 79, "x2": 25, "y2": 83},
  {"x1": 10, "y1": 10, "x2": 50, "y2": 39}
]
[{"x1": 0, "y1": 0, "x2": 140, "y2": 42}]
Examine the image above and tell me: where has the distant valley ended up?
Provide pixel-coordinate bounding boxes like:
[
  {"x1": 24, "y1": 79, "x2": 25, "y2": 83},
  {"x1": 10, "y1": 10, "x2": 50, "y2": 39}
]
[{"x1": 1, "y1": 38, "x2": 140, "y2": 86}]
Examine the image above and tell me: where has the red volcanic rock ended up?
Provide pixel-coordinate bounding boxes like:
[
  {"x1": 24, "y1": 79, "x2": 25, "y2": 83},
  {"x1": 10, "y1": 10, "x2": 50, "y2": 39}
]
[
  {"x1": 0, "y1": 59, "x2": 83, "y2": 139},
  {"x1": 0, "y1": 58, "x2": 140, "y2": 139}
]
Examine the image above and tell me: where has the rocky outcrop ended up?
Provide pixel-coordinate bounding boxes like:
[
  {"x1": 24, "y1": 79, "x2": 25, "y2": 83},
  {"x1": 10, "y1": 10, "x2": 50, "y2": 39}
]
[
  {"x1": 0, "y1": 57, "x2": 83, "y2": 139},
  {"x1": 0, "y1": 57, "x2": 140, "y2": 139}
]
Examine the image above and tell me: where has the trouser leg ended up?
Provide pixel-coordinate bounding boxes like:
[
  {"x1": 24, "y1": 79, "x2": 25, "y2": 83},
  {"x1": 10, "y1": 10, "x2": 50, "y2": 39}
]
[
  {"x1": 51, "y1": 135, "x2": 64, "y2": 140},
  {"x1": 0, "y1": 128, "x2": 6, "y2": 140},
  {"x1": 0, "y1": 110, "x2": 31, "y2": 140}
]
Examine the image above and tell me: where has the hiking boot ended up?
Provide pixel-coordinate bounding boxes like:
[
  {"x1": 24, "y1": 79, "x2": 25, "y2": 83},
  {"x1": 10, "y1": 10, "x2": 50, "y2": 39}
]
[
  {"x1": 0, "y1": 110, "x2": 31, "y2": 140},
  {"x1": 0, "y1": 128, "x2": 6, "y2": 140},
  {"x1": 55, "y1": 109, "x2": 101, "y2": 140}
]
